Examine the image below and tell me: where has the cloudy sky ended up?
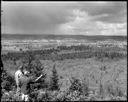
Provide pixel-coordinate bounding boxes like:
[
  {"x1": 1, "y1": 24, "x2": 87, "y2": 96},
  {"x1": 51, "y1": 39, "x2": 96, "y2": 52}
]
[{"x1": 1, "y1": 1, "x2": 127, "y2": 36}]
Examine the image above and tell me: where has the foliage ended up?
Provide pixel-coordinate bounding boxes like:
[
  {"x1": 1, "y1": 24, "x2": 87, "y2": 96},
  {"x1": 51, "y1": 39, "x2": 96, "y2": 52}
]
[
  {"x1": 81, "y1": 77, "x2": 89, "y2": 96},
  {"x1": 1, "y1": 69, "x2": 15, "y2": 92},
  {"x1": 69, "y1": 77, "x2": 83, "y2": 94},
  {"x1": 1, "y1": 45, "x2": 127, "y2": 101},
  {"x1": 2, "y1": 45, "x2": 126, "y2": 61},
  {"x1": 23, "y1": 49, "x2": 47, "y2": 97},
  {"x1": 49, "y1": 63, "x2": 59, "y2": 91}
]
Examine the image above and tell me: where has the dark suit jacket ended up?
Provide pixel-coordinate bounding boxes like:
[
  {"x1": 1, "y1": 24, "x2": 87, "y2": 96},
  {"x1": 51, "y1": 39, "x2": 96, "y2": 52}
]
[{"x1": 20, "y1": 75, "x2": 35, "y2": 94}]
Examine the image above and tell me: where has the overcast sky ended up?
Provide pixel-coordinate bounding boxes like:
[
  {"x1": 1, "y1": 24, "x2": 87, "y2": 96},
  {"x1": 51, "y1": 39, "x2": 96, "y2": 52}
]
[{"x1": 1, "y1": 1, "x2": 127, "y2": 36}]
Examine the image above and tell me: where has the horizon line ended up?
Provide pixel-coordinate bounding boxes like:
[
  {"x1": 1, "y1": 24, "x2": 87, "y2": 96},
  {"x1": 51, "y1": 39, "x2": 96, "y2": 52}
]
[{"x1": 1, "y1": 33, "x2": 127, "y2": 36}]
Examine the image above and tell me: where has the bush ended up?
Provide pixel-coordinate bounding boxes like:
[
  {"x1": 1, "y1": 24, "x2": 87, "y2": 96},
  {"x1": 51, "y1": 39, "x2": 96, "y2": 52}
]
[
  {"x1": 1, "y1": 70, "x2": 15, "y2": 92},
  {"x1": 69, "y1": 77, "x2": 82, "y2": 94}
]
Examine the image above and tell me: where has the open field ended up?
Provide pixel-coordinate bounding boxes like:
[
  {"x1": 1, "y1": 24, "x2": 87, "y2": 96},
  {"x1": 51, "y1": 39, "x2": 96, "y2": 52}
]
[{"x1": 1, "y1": 34, "x2": 127, "y2": 52}]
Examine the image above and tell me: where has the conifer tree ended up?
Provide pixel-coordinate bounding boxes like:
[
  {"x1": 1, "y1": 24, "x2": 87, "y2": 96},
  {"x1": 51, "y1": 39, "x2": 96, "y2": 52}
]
[{"x1": 50, "y1": 63, "x2": 59, "y2": 90}]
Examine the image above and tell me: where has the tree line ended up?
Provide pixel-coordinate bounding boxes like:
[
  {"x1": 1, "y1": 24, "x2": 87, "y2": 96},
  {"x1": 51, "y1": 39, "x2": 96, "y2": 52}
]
[{"x1": 1, "y1": 45, "x2": 126, "y2": 61}]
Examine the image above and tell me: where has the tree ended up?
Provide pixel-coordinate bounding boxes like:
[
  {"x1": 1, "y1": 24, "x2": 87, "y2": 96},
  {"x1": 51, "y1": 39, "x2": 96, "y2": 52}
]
[
  {"x1": 32, "y1": 58, "x2": 47, "y2": 88},
  {"x1": 49, "y1": 63, "x2": 59, "y2": 90},
  {"x1": 82, "y1": 77, "x2": 89, "y2": 96}
]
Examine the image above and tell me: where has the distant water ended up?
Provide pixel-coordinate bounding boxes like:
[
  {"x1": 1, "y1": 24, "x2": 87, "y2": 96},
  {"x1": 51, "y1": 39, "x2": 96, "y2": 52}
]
[{"x1": 1, "y1": 34, "x2": 127, "y2": 41}]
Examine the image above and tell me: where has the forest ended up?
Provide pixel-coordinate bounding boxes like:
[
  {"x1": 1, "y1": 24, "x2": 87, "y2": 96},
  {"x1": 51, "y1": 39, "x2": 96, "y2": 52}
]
[{"x1": 1, "y1": 44, "x2": 127, "y2": 101}]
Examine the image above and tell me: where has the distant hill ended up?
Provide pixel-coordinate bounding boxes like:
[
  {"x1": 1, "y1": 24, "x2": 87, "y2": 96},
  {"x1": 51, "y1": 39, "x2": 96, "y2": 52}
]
[{"x1": 1, "y1": 34, "x2": 127, "y2": 41}]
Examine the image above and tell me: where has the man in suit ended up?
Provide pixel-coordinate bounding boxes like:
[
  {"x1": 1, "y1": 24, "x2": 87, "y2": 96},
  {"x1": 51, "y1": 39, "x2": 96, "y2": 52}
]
[{"x1": 15, "y1": 65, "x2": 43, "y2": 101}]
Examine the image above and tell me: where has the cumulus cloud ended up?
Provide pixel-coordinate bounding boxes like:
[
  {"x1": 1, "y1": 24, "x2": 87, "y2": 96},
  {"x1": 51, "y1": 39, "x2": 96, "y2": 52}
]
[
  {"x1": 1, "y1": 1, "x2": 127, "y2": 36},
  {"x1": 78, "y1": 1, "x2": 127, "y2": 23},
  {"x1": 58, "y1": 9, "x2": 127, "y2": 36}
]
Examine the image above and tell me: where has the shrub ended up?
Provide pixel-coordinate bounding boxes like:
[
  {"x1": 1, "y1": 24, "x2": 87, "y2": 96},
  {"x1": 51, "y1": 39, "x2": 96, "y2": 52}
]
[
  {"x1": 1, "y1": 70, "x2": 15, "y2": 92},
  {"x1": 69, "y1": 77, "x2": 82, "y2": 94}
]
